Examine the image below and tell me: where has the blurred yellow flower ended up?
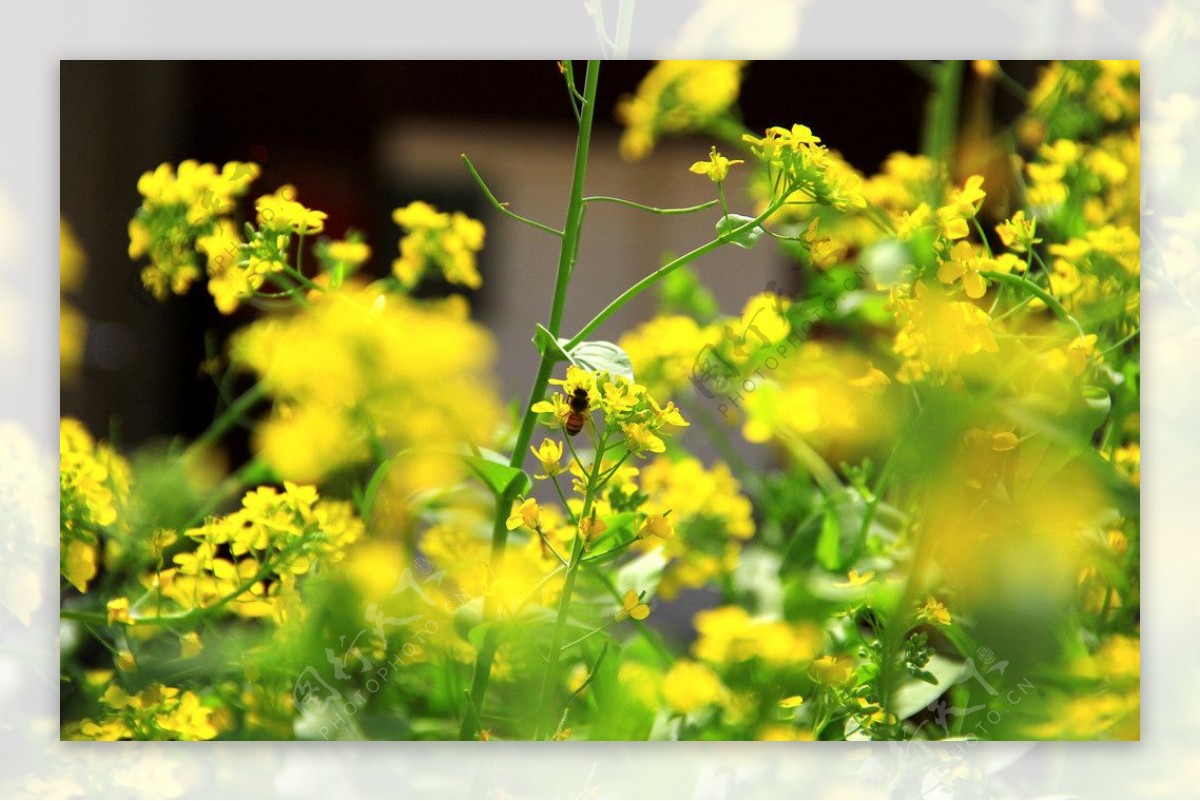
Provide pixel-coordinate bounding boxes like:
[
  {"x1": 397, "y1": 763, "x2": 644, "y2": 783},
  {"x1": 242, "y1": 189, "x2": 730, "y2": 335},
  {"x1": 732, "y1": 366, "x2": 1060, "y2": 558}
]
[
  {"x1": 810, "y1": 655, "x2": 855, "y2": 685},
  {"x1": 918, "y1": 596, "x2": 952, "y2": 626},
  {"x1": 662, "y1": 660, "x2": 724, "y2": 714}
]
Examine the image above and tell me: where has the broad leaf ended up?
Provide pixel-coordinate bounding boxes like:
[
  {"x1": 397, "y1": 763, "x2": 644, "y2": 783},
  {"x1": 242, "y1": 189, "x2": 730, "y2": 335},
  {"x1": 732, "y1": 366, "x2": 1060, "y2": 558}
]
[
  {"x1": 716, "y1": 213, "x2": 764, "y2": 250},
  {"x1": 462, "y1": 450, "x2": 531, "y2": 500},
  {"x1": 567, "y1": 340, "x2": 635, "y2": 383},
  {"x1": 533, "y1": 323, "x2": 572, "y2": 363}
]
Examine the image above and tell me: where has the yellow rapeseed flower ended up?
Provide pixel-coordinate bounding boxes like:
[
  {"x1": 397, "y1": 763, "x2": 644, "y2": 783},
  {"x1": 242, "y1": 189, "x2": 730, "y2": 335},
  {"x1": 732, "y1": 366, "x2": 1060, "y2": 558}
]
[
  {"x1": 689, "y1": 146, "x2": 743, "y2": 183},
  {"x1": 506, "y1": 497, "x2": 542, "y2": 531},
  {"x1": 616, "y1": 589, "x2": 651, "y2": 621},
  {"x1": 662, "y1": 660, "x2": 724, "y2": 714},
  {"x1": 530, "y1": 438, "x2": 565, "y2": 479}
]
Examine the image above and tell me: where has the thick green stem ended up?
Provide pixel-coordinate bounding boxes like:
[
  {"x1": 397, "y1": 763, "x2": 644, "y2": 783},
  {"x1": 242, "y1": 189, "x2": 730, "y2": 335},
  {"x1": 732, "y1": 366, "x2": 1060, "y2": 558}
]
[{"x1": 459, "y1": 60, "x2": 601, "y2": 741}]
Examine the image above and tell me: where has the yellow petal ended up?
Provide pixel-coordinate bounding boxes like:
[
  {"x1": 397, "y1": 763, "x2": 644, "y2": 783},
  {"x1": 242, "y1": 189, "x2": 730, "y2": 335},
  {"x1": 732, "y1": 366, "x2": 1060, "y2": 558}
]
[
  {"x1": 937, "y1": 260, "x2": 965, "y2": 285},
  {"x1": 963, "y1": 270, "x2": 987, "y2": 299}
]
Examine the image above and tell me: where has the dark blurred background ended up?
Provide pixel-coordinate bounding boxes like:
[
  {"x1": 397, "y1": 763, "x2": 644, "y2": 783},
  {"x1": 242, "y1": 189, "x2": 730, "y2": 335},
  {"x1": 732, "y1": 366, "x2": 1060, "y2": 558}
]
[{"x1": 59, "y1": 61, "x2": 1031, "y2": 451}]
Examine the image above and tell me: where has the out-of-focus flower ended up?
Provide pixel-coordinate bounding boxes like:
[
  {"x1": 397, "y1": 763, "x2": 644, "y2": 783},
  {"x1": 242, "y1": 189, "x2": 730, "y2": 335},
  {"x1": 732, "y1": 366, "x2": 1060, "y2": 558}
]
[
  {"x1": 392, "y1": 201, "x2": 485, "y2": 290},
  {"x1": 662, "y1": 660, "x2": 725, "y2": 714},
  {"x1": 616, "y1": 60, "x2": 745, "y2": 160}
]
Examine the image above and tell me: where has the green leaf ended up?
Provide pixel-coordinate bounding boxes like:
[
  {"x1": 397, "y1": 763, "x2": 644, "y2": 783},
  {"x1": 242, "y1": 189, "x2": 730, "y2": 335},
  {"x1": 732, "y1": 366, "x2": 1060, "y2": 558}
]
[
  {"x1": 715, "y1": 213, "x2": 764, "y2": 250},
  {"x1": 462, "y1": 450, "x2": 531, "y2": 500},
  {"x1": 815, "y1": 505, "x2": 841, "y2": 571},
  {"x1": 568, "y1": 340, "x2": 635, "y2": 383},
  {"x1": 533, "y1": 323, "x2": 572, "y2": 363}
]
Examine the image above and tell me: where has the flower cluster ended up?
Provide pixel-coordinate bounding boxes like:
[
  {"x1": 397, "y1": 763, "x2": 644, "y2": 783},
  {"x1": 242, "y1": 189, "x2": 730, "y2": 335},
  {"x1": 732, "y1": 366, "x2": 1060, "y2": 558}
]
[
  {"x1": 532, "y1": 365, "x2": 688, "y2": 456},
  {"x1": 742, "y1": 124, "x2": 867, "y2": 211},
  {"x1": 231, "y1": 287, "x2": 501, "y2": 482},
  {"x1": 60, "y1": 418, "x2": 132, "y2": 593},
  {"x1": 391, "y1": 201, "x2": 486, "y2": 290},
  {"x1": 637, "y1": 457, "x2": 754, "y2": 598},
  {"x1": 64, "y1": 682, "x2": 219, "y2": 741},
  {"x1": 157, "y1": 482, "x2": 363, "y2": 621},
  {"x1": 127, "y1": 160, "x2": 260, "y2": 300},
  {"x1": 616, "y1": 60, "x2": 745, "y2": 160}
]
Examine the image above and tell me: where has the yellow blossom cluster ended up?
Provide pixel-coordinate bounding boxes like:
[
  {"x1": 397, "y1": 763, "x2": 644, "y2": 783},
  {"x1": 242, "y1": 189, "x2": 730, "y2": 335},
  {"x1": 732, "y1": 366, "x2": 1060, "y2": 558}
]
[
  {"x1": 156, "y1": 482, "x2": 363, "y2": 621},
  {"x1": 127, "y1": 160, "x2": 260, "y2": 300},
  {"x1": 616, "y1": 60, "x2": 745, "y2": 161},
  {"x1": 533, "y1": 365, "x2": 688, "y2": 456},
  {"x1": 1025, "y1": 61, "x2": 1140, "y2": 142},
  {"x1": 60, "y1": 418, "x2": 132, "y2": 593},
  {"x1": 64, "y1": 682, "x2": 219, "y2": 741},
  {"x1": 637, "y1": 457, "x2": 754, "y2": 598},
  {"x1": 231, "y1": 287, "x2": 501, "y2": 482},
  {"x1": 693, "y1": 606, "x2": 822, "y2": 669},
  {"x1": 391, "y1": 201, "x2": 486, "y2": 290},
  {"x1": 743, "y1": 124, "x2": 867, "y2": 211}
]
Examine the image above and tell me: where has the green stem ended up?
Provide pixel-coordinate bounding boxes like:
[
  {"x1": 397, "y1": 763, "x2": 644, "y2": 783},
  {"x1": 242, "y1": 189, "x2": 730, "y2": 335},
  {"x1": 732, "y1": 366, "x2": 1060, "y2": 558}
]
[
  {"x1": 186, "y1": 383, "x2": 266, "y2": 455},
  {"x1": 582, "y1": 196, "x2": 718, "y2": 216},
  {"x1": 462, "y1": 155, "x2": 563, "y2": 238},
  {"x1": 922, "y1": 60, "x2": 964, "y2": 175},
  {"x1": 535, "y1": 438, "x2": 607, "y2": 739},
  {"x1": 980, "y1": 270, "x2": 1085, "y2": 338},
  {"x1": 564, "y1": 196, "x2": 787, "y2": 349},
  {"x1": 460, "y1": 60, "x2": 602, "y2": 741},
  {"x1": 1100, "y1": 327, "x2": 1140, "y2": 355},
  {"x1": 459, "y1": 482, "x2": 520, "y2": 740}
]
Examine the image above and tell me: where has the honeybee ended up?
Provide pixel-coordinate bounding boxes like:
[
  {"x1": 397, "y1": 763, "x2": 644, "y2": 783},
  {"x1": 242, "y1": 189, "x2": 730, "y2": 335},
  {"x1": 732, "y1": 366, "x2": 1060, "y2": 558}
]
[{"x1": 564, "y1": 387, "x2": 589, "y2": 436}]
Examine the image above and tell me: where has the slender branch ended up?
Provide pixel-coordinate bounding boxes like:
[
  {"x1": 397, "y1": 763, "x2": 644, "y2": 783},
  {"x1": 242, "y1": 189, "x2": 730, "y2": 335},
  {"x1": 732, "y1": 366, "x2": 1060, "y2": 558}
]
[
  {"x1": 583, "y1": 196, "x2": 719, "y2": 216},
  {"x1": 564, "y1": 195, "x2": 788, "y2": 350},
  {"x1": 462, "y1": 155, "x2": 563, "y2": 238},
  {"x1": 560, "y1": 60, "x2": 582, "y2": 122},
  {"x1": 535, "y1": 436, "x2": 607, "y2": 739},
  {"x1": 980, "y1": 270, "x2": 1085, "y2": 338},
  {"x1": 1100, "y1": 327, "x2": 1140, "y2": 355},
  {"x1": 186, "y1": 383, "x2": 266, "y2": 455}
]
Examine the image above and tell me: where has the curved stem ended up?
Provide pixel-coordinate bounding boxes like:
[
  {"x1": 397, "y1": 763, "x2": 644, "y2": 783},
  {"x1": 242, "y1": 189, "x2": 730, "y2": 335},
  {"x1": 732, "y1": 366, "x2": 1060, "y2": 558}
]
[
  {"x1": 583, "y1": 195, "x2": 719, "y2": 216},
  {"x1": 564, "y1": 196, "x2": 787, "y2": 350},
  {"x1": 462, "y1": 155, "x2": 563, "y2": 238},
  {"x1": 980, "y1": 270, "x2": 1085, "y2": 338}
]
